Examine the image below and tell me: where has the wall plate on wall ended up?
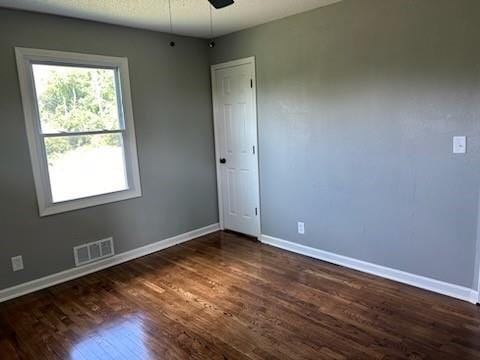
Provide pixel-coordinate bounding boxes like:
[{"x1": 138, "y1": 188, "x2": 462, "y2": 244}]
[
  {"x1": 11, "y1": 256, "x2": 24, "y2": 272},
  {"x1": 453, "y1": 136, "x2": 466, "y2": 154}
]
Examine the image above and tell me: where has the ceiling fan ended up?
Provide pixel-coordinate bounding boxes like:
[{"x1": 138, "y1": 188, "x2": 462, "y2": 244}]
[{"x1": 208, "y1": 0, "x2": 235, "y2": 9}]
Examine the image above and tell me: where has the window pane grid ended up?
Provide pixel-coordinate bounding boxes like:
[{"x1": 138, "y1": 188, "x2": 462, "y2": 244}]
[
  {"x1": 41, "y1": 129, "x2": 126, "y2": 138},
  {"x1": 32, "y1": 63, "x2": 122, "y2": 134},
  {"x1": 31, "y1": 60, "x2": 130, "y2": 204},
  {"x1": 43, "y1": 132, "x2": 129, "y2": 203}
]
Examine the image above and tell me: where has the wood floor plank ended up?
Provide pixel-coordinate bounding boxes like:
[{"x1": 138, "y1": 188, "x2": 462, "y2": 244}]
[{"x1": 1, "y1": 231, "x2": 480, "y2": 359}]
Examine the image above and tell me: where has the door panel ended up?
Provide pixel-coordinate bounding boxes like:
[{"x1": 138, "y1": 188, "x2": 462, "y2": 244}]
[{"x1": 213, "y1": 60, "x2": 260, "y2": 237}]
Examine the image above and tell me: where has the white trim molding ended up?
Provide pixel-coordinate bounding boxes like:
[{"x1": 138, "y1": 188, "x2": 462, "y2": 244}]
[
  {"x1": 260, "y1": 234, "x2": 479, "y2": 304},
  {"x1": 0, "y1": 223, "x2": 220, "y2": 303},
  {"x1": 15, "y1": 47, "x2": 142, "y2": 216}
]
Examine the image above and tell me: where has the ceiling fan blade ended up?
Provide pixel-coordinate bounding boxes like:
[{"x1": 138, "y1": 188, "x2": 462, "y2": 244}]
[{"x1": 208, "y1": 0, "x2": 234, "y2": 9}]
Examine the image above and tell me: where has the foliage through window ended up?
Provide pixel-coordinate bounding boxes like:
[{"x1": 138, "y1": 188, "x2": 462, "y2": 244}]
[{"x1": 16, "y1": 48, "x2": 141, "y2": 215}]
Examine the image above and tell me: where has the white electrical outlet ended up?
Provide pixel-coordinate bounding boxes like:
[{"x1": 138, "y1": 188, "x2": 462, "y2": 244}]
[
  {"x1": 298, "y1": 222, "x2": 305, "y2": 234},
  {"x1": 11, "y1": 255, "x2": 24, "y2": 272},
  {"x1": 453, "y1": 136, "x2": 466, "y2": 154}
]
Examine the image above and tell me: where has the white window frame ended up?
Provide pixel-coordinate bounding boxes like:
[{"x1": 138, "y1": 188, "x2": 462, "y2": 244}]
[{"x1": 15, "y1": 47, "x2": 142, "y2": 216}]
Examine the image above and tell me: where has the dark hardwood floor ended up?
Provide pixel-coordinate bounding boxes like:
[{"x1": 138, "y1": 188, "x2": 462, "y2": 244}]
[{"x1": 1, "y1": 231, "x2": 480, "y2": 359}]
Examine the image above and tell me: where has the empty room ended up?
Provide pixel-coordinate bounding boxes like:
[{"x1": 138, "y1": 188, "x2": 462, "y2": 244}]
[{"x1": 1, "y1": 0, "x2": 480, "y2": 358}]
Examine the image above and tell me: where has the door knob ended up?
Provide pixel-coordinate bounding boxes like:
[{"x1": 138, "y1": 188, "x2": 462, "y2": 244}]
[{"x1": 219, "y1": 158, "x2": 226, "y2": 164}]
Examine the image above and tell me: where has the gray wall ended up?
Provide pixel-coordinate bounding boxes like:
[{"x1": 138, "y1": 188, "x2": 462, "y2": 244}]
[
  {"x1": 0, "y1": 9, "x2": 218, "y2": 290},
  {"x1": 211, "y1": 0, "x2": 480, "y2": 288}
]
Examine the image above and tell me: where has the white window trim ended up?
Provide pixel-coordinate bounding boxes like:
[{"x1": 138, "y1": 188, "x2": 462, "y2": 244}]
[{"x1": 15, "y1": 47, "x2": 142, "y2": 216}]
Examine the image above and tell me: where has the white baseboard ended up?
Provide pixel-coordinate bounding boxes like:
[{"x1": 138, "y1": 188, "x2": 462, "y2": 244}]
[
  {"x1": 260, "y1": 234, "x2": 478, "y2": 304},
  {"x1": 0, "y1": 223, "x2": 220, "y2": 303}
]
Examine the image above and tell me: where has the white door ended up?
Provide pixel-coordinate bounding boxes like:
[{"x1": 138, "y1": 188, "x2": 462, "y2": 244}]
[{"x1": 211, "y1": 57, "x2": 260, "y2": 237}]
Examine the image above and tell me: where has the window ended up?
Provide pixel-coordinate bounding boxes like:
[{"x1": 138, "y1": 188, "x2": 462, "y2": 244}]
[{"x1": 16, "y1": 48, "x2": 142, "y2": 216}]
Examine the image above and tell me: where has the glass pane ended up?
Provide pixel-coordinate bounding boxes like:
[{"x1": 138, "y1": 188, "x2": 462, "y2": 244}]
[
  {"x1": 45, "y1": 133, "x2": 128, "y2": 203},
  {"x1": 32, "y1": 64, "x2": 122, "y2": 133}
]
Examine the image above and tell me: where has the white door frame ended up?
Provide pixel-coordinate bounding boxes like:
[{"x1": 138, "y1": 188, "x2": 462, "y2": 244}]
[
  {"x1": 211, "y1": 56, "x2": 261, "y2": 236},
  {"x1": 476, "y1": 211, "x2": 480, "y2": 304}
]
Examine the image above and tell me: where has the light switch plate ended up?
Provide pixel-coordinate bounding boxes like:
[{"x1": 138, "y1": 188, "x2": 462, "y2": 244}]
[
  {"x1": 453, "y1": 136, "x2": 466, "y2": 154},
  {"x1": 11, "y1": 255, "x2": 24, "y2": 272}
]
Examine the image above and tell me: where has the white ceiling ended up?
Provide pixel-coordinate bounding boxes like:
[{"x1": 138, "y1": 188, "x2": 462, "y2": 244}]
[{"x1": 0, "y1": 0, "x2": 342, "y2": 38}]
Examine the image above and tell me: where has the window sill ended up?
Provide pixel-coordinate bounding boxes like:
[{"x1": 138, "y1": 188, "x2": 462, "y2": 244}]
[{"x1": 39, "y1": 188, "x2": 142, "y2": 217}]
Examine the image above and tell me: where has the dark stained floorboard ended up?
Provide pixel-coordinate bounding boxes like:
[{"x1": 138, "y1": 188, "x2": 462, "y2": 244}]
[{"x1": 1, "y1": 231, "x2": 480, "y2": 359}]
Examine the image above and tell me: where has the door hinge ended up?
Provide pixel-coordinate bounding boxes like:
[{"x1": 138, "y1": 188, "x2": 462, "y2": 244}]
[
  {"x1": 250, "y1": 79, "x2": 253, "y2": 88},
  {"x1": 255, "y1": 207, "x2": 258, "y2": 216},
  {"x1": 252, "y1": 145, "x2": 256, "y2": 155}
]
